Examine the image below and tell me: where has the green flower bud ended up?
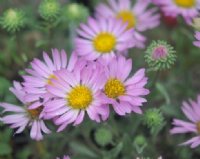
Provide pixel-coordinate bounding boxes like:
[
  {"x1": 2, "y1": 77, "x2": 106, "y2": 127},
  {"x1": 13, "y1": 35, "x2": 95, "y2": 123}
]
[
  {"x1": 94, "y1": 127, "x2": 113, "y2": 147},
  {"x1": 193, "y1": 17, "x2": 200, "y2": 31},
  {"x1": 0, "y1": 9, "x2": 27, "y2": 33},
  {"x1": 39, "y1": 0, "x2": 61, "y2": 21},
  {"x1": 143, "y1": 108, "x2": 164, "y2": 129},
  {"x1": 145, "y1": 40, "x2": 176, "y2": 71},
  {"x1": 134, "y1": 135, "x2": 146, "y2": 146},
  {"x1": 62, "y1": 3, "x2": 89, "y2": 24}
]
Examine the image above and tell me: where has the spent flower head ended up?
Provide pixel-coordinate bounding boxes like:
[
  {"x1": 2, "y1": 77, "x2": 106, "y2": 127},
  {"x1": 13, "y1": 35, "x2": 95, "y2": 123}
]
[
  {"x1": 39, "y1": 0, "x2": 61, "y2": 21},
  {"x1": 145, "y1": 40, "x2": 176, "y2": 71},
  {"x1": 0, "y1": 8, "x2": 27, "y2": 33}
]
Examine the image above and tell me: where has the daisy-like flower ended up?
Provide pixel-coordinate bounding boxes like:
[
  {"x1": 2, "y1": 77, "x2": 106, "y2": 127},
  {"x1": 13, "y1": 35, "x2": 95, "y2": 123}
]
[
  {"x1": 45, "y1": 62, "x2": 108, "y2": 132},
  {"x1": 193, "y1": 31, "x2": 200, "y2": 47},
  {"x1": 96, "y1": 0, "x2": 160, "y2": 31},
  {"x1": 23, "y1": 49, "x2": 78, "y2": 110},
  {"x1": 101, "y1": 56, "x2": 149, "y2": 116},
  {"x1": 170, "y1": 94, "x2": 200, "y2": 148},
  {"x1": 0, "y1": 82, "x2": 51, "y2": 141},
  {"x1": 153, "y1": 0, "x2": 200, "y2": 23},
  {"x1": 75, "y1": 17, "x2": 135, "y2": 62},
  {"x1": 95, "y1": 0, "x2": 160, "y2": 47},
  {"x1": 56, "y1": 155, "x2": 70, "y2": 159}
]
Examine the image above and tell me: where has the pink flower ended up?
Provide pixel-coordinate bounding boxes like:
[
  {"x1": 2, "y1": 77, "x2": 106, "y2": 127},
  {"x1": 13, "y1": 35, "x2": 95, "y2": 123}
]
[
  {"x1": 56, "y1": 155, "x2": 70, "y2": 159},
  {"x1": 96, "y1": 0, "x2": 160, "y2": 31},
  {"x1": 75, "y1": 17, "x2": 135, "y2": 62},
  {"x1": 0, "y1": 82, "x2": 51, "y2": 141},
  {"x1": 153, "y1": 0, "x2": 199, "y2": 24},
  {"x1": 23, "y1": 49, "x2": 78, "y2": 110},
  {"x1": 193, "y1": 31, "x2": 200, "y2": 47},
  {"x1": 101, "y1": 56, "x2": 149, "y2": 116},
  {"x1": 170, "y1": 94, "x2": 200, "y2": 148},
  {"x1": 95, "y1": 0, "x2": 160, "y2": 48},
  {"x1": 45, "y1": 62, "x2": 108, "y2": 132}
]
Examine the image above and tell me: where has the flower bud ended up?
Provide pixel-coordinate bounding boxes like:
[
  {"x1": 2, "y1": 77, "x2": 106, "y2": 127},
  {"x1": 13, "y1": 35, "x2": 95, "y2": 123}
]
[
  {"x1": 94, "y1": 127, "x2": 113, "y2": 147},
  {"x1": 0, "y1": 9, "x2": 27, "y2": 33},
  {"x1": 39, "y1": 0, "x2": 61, "y2": 21},
  {"x1": 145, "y1": 40, "x2": 176, "y2": 71}
]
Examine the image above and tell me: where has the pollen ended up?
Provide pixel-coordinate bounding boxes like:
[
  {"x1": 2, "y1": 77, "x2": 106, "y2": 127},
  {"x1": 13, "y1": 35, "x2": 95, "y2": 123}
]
[
  {"x1": 67, "y1": 85, "x2": 93, "y2": 109},
  {"x1": 28, "y1": 107, "x2": 43, "y2": 119},
  {"x1": 104, "y1": 78, "x2": 125, "y2": 99},
  {"x1": 93, "y1": 32, "x2": 116, "y2": 53},
  {"x1": 117, "y1": 10, "x2": 136, "y2": 29},
  {"x1": 196, "y1": 121, "x2": 200, "y2": 133},
  {"x1": 174, "y1": 0, "x2": 196, "y2": 8}
]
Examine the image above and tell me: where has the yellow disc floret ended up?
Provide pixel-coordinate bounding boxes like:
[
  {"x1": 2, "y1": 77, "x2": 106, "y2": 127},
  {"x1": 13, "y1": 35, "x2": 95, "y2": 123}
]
[
  {"x1": 104, "y1": 78, "x2": 125, "y2": 99},
  {"x1": 93, "y1": 32, "x2": 116, "y2": 53},
  {"x1": 67, "y1": 85, "x2": 93, "y2": 109},
  {"x1": 174, "y1": 0, "x2": 196, "y2": 8},
  {"x1": 28, "y1": 107, "x2": 43, "y2": 119},
  {"x1": 117, "y1": 10, "x2": 136, "y2": 29}
]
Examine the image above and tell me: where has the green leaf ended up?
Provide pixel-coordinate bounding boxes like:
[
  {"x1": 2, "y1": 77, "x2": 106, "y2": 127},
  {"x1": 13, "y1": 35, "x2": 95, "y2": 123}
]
[
  {"x1": 156, "y1": 83, "x2": 170, "y2": 105},
  {"x1": 0, "y1": 143, "x2": 12, "y2": 155},
  {"x1": 69, "y1": 142, "x2": 98, "y2": 158}
]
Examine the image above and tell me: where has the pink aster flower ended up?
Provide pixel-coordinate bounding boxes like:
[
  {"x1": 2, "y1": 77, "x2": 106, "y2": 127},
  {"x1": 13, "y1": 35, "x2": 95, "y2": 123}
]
[
  {"x1": 101, "y1": 56, "x2": 149, "y2": 116},
  {"x1": 0, "y1": 81, "x2": 51, "y2": 141},
  {"x1": 95, "y1": 0, "x2": 160, "y2": 47},
  {"x1": 153, "y1": 0, "x2": 200, "y2": 24},
  {"x1": 193, "y1": 31, "x2": 200, "y2": 47},
  {"x1": 75, "y1": 17, "x2": 135, "y2": 62},
  {"x1": 23, "y1": 49, "x2": 78, "y2": 110},
  {"x1": 45, "y1": 62, "x2": 108, "y2": 132},
  {"x1": 56, "y1": 155, "x2": 70, "y2": 159},
  {"x1": 170, "y1": 94, "x2": 200, "y2": 148}
]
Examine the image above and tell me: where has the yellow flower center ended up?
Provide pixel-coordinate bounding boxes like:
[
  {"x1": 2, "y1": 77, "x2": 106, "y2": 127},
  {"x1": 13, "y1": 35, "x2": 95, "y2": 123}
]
[
  {"x1": 117, "y1": 10, "x2": 136, "y2": 29},
  {"x1": 104, "y1": 78, "x2": 125, "y2": 99},
  {"x1": 93, "y1": 32, "x2": 116, "y2": 53},
  {"x1": 67, "y1": 85, "x2": 93, "y2": 109},
  {"x1": 196, "y1": 121, "x2": 200, "y2": 133},
  {"x1": 174, "y1": 0, "x2": 196, "y2": 8},
  {"x1": 46, "y1": 74, "x2": 56, "y2": 85},
  {"x1": 28, "y1": 107, "x2": 43, "y2": 119}
]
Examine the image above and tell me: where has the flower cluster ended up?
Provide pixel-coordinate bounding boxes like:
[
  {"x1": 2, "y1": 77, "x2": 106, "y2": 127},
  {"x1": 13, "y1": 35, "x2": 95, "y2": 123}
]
[{"x1": 0, "y1": 49, "x2": 149, "y2": 139}]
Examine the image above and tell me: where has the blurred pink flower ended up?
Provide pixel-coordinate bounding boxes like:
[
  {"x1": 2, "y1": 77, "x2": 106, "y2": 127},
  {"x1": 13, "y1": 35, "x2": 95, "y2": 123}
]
[
  {"x1": 101, "y1": 56, "x2": 149, "y2": 116},
  {"x1": 153, "y1": 0, "x2": 199, "y2": 24},
  {"x1": 45, "y1": 61, "x2": 108, "y2": 132},
  {"x1": 193, "y1": 31, "x2": 200, "y2": 47},
  {"x1": 75, "y1": 17, "x2": 136, "y2": 62},
  {"x1": 23, "y1": 49, "x2": 78, "y2": 110},
  {"x1": 96, "y1": 0, "x2": 160, "y2": 31},
  {"x1": 95, "y1": 0, "x2": 160, "y2": 48},
  {"x1": 0, "y1": 82, "x2": 51, "y2": 141},
  {"x1": 171, "y1": 94, "x2": 200, "y2": 148},
  {"x1": 56, "y1": 155, "x2": 70, "y2": 159}
]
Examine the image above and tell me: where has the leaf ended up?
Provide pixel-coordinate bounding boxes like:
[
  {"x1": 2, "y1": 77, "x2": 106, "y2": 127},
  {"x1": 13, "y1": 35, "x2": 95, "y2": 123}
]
[
  {"x1": 156, "y1": 83, "x2": 170, "y2": 105},
  {"x1": 69, "y1": 142, "x2": 98, "y2": 158},
  {"x1": 0, "y1": 143, "x2": 12, "y2": 155}
]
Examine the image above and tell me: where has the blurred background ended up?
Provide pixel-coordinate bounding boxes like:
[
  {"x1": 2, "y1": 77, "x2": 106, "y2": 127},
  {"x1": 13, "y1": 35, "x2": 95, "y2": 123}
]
[{"x1": 0, "y1": 0, "x2": 200, "y2": 159}]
